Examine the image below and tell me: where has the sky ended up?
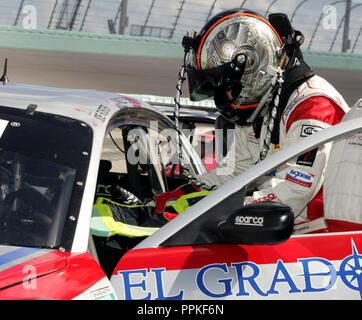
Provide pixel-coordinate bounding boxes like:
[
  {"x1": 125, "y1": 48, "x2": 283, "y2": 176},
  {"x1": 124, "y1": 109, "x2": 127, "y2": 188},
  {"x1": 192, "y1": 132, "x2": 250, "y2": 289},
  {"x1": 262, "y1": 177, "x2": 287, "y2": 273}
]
[{"x1": 0, "y1": 0, "x2": 361, "y2": 54}]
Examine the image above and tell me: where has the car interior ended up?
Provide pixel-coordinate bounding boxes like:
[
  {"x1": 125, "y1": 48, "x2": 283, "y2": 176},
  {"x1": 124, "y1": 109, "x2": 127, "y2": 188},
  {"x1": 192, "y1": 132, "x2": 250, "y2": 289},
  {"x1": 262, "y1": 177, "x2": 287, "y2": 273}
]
[
  {"x1": 88, "y1": 101, "x2": 362, "y2": 278},
  {"x1": 90, "y1": 124, "x2": 196, "y2": 277}
]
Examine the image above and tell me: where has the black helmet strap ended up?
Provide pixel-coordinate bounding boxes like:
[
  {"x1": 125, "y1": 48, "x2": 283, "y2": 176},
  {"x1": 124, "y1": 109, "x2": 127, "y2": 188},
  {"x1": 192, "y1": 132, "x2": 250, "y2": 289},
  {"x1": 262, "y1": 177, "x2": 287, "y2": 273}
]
[
  {"x1": 269, "y1": 60, "x2": 315, "y2": 145},
  {"x1": 257, "y1": 13, "x2": 315, "y2": 146}
]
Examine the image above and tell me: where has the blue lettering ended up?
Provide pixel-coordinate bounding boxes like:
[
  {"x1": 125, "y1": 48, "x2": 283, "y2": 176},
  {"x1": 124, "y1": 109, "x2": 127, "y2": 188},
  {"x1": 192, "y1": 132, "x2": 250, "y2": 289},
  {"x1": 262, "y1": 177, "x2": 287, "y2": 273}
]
[
  {"x1": 151, "y1": 268, "x2": 184, "y2": 300},
  {"x1": 267, "y1": 260, "x2": 301, "y2": 295},
  {"x1": 290, "y1": 170, "x2": 311, "y2": 180},
  {"x1": 232, "y1": 262, "x2": 267, "y2": 296},
  {"x1": 118, "y1": 269, "x2": 151, "y2": 300},
  {"x1": 196, "y1": 263, "x2": 233, "y2": 298},
  {"x1": 299, "y1": 258, "x2": 337, "y2": 293}
]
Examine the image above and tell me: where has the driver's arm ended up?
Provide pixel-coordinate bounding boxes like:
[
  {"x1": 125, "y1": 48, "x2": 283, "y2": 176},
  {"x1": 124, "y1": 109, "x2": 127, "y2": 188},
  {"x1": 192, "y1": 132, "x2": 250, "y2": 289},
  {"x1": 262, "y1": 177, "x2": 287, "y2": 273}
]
[{"x1": 196, "y1": 124, "x2": 254, "y2": 187}]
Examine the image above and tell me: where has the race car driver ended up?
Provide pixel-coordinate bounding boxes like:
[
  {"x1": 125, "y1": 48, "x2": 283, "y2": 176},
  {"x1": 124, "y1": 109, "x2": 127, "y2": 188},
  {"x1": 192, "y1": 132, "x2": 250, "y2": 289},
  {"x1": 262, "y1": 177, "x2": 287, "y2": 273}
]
[
  {"x1": 182, "y1": 9, "x2": 350, "y2": 234},
  {"x1": 323, "y1": 99, "x2": 362, "y2": 232}
]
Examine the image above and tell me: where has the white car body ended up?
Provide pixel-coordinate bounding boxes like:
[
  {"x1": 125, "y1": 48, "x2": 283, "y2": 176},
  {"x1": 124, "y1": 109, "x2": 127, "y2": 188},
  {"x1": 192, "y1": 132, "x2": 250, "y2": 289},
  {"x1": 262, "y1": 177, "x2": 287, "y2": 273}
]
[{"x1": 0, "y1": 82, "x2": 361, "y2": 300}]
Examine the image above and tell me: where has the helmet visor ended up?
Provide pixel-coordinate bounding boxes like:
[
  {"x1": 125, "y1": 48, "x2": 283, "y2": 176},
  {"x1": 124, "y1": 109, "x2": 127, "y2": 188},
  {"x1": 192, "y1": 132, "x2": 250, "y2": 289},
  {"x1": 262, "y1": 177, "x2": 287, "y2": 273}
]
[{"x1": 186, "y1": 64, "x2": 227, "y2": 101}]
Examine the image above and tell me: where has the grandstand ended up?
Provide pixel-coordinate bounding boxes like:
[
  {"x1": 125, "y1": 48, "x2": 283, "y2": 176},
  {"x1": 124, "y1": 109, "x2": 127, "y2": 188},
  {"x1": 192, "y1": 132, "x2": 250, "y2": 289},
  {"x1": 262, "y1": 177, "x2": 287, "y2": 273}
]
[{"x1": 0, "y1": 0, "x2": 361, "y2": 54}]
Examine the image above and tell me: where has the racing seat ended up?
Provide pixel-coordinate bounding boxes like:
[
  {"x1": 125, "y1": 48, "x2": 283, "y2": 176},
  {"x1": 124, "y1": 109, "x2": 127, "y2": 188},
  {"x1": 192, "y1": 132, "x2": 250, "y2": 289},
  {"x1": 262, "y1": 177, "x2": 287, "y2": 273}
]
[
  {"x1": 93, "y1": 159, "x2": 162, "y2": 237},
  {"x1": 91, "y1": 197, "x2": 161, "y2": 238},
  {"x1": 323, "y1": 98, "x2": 362, "y2": 232},
  {"x1": 95, "y1": 160, "x2": 116, "y2": 199},
  {"x1": 90, "y1": 184, "x2": 212, "y2": 238}
]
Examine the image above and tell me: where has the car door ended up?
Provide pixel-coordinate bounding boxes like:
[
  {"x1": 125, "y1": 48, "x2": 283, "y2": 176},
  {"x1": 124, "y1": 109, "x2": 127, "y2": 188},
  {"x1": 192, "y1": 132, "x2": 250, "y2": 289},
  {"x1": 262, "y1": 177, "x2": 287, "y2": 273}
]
[
  {"x1": 110, "y1": 231, "x2": 362, "y2": 300},
  {"x1": 109, "y1": 115, "x2": 362, "y2": 300}
]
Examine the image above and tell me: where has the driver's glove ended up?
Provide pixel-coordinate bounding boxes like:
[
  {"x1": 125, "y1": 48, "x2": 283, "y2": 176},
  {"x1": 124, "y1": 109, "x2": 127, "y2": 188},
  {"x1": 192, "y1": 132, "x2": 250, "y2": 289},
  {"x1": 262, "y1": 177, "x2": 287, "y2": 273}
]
[
  {"x1": 112, "y1": 186, "x2": 142, "y2": 205},
  {"x1": 183, "y1": 170, "x2": 216, "y2": 191}
]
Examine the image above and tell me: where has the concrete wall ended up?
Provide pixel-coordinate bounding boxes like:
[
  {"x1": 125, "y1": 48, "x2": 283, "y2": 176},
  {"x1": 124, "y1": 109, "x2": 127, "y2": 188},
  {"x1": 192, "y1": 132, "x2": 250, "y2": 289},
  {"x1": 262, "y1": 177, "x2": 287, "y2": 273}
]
[{"x1": 0, "y1": 26, "x2": 361, "y2": 106}]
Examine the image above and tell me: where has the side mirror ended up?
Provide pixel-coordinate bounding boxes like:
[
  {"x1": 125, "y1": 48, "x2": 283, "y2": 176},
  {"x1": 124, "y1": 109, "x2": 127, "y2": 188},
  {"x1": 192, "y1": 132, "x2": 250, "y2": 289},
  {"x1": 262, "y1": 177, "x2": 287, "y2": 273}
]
[{"x1": 217, "y1": 202, "x2": 294, "y2": 245}]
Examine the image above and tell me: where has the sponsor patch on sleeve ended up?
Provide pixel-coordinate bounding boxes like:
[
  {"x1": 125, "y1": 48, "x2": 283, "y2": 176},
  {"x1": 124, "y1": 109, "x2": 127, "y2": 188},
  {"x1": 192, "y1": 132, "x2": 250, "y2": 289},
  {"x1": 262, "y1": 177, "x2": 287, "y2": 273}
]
[
  {"x1": 300, "y1": 125, "x2": 322, "y2": 137},
  {"x1": 285, "y1": 169, "x2": 315, "y2": 188},
  {"x1": 296, "y1": 148, "x2": 318, "y2": 167},
  {"x1": 252, "y1": 193, "x2": 277, "y2": 203}
]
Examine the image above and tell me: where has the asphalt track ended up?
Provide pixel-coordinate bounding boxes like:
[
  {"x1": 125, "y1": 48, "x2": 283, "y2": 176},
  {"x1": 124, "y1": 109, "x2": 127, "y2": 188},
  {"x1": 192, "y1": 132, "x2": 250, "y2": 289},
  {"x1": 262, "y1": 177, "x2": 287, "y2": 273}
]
[{"x1": 0, "y1": 47, "x2": 361, "y2": 107}]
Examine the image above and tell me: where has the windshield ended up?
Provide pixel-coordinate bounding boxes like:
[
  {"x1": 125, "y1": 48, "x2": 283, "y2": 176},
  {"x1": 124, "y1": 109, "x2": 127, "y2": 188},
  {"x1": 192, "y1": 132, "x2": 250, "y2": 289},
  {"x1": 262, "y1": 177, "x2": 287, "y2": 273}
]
[
  {"x1": 0, "y1": 106, "x2": 92, "y2": 249},
  {"x1": 0, "y1": 149, "x2": 75, "y2": 247}
]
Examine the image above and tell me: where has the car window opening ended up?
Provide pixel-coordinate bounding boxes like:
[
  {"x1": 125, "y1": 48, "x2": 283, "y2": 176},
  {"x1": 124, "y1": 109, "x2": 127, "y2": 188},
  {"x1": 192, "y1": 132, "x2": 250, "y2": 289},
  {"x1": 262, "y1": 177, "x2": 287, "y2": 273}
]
[{"x1": 92, "y1": 124, "x2": 197, "y2": 277}]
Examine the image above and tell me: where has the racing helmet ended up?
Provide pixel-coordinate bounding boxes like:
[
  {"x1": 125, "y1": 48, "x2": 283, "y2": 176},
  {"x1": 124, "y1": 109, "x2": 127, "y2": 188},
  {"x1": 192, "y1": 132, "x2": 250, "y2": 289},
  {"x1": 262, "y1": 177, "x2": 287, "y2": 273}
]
[{"x1": 185, "y1": 9, "x2": 284, "y2": 125}]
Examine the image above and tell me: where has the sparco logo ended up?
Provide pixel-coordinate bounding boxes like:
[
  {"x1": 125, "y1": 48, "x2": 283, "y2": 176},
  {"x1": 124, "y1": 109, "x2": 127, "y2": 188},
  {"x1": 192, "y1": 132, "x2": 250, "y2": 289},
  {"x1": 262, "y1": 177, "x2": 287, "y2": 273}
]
[{"x1": 235, "y1": 216, "x2": 264, "y2": 227}]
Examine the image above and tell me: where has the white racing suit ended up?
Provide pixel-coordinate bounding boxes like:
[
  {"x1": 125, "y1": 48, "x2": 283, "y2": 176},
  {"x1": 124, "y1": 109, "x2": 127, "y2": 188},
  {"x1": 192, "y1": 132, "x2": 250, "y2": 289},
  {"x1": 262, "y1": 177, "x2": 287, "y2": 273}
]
[
  {"x1": 324, "y1": 99, "x2": 362, "y2": 231},
  {"x1": 197, "y1": 75, "x2": 350, "y2": 234}
]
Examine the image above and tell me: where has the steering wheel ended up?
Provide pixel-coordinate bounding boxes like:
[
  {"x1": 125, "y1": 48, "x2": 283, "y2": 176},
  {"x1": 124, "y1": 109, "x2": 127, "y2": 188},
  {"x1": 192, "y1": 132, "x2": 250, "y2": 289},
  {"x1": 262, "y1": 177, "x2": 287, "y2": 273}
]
[{"x1": 2, "y1": 186, "x2": 53, "y2": 227}]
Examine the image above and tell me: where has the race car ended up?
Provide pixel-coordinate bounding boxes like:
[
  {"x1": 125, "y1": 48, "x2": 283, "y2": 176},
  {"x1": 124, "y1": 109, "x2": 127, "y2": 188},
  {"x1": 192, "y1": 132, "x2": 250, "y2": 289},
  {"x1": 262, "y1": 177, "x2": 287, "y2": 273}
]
[{"x1": 0, "y1": 82, "x2": 361, "y2": 300}]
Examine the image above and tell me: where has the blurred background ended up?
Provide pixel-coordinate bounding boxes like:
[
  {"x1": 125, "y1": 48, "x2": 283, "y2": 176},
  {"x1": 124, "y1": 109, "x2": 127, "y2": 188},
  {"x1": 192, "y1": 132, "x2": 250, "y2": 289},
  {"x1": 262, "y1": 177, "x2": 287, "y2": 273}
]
[
  {"x1": 1, "y1": 0, "x2": 362, "y2": 53},
  {"x1": 0, "y1": 0, "x2": 361, "y2": 105}
]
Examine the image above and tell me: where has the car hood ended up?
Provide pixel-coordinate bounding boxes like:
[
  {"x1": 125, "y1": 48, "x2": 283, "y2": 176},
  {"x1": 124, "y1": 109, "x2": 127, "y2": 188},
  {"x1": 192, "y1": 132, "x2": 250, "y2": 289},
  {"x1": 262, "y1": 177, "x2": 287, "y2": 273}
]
[{"x1": 0, "y1": 245, "x2": 67, "y2": 290}]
